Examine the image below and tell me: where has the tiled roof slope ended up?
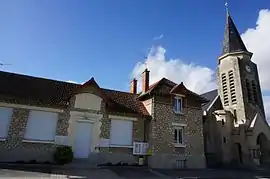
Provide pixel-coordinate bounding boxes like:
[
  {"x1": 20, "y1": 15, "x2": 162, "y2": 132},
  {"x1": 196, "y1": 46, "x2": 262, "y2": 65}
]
[
  {"x1": 200, "y1": 89, "x2": 218, "y2": 111},
  {"x1": 0, "y1": 71, "x2": 149, "y2": 117},
  {"x1": 139, "y1": 78, "x2": 209, "y2": 103}
]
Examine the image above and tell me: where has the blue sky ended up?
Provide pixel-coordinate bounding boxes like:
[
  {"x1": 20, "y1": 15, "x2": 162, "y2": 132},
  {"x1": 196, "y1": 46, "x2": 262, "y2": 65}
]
[{"x1": 0, "y1": 0, "x2": 269, "y2": 91}]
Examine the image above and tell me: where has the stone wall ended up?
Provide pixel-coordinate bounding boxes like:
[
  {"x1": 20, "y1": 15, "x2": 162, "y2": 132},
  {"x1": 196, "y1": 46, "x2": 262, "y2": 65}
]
[
  {"x1": 148, "y1": 95, "x2": 206, "y2": 169},
  {"x1": 97, "y1": 101, "x2": 146, "y2": 165},
  {"x1": 0, "y1": 108, "x2": 60, "y2": 162}
]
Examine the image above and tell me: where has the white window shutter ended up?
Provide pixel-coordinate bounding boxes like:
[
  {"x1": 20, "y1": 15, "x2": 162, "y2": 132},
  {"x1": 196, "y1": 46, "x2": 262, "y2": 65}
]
[
  {"x1": 0, "y1": 107, "x2": 13, "y2": 138},
  {"x1": 24, "y1": 111, "x2": 58, "y2": 141},
  {"x1": 110, "y1": 119, "x2": 133, "y2": 146}
]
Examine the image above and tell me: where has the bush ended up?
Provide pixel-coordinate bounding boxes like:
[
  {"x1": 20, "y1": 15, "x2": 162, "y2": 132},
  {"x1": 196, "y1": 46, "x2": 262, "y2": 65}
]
[{"x1": 53, "y1": 145, "x2": 73, "y2": 165}]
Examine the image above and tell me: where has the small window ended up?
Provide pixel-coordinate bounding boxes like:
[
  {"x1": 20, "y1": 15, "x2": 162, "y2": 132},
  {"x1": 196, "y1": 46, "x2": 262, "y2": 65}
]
[
  {"x1": 246, "y1": 79, "x2": 252, "y2": 102},
  {"x1": 222, "y1": 119, "x2": 225, "y2": 126},
  {"x1": 176, "y1": 159, "x2": 187, "y2": 169},
  {"x1": 223, "y1": 137, "x2": 226, "y2": 143},
  {"x1": 173, "y1": 97, "x2": 182, "y2": 113},
  {"x1": 251, "y1": 80, "x2": 258, "y2": 103},
  {"x1": 174, "y1": 127, "x2": 184, "y2": 144}
]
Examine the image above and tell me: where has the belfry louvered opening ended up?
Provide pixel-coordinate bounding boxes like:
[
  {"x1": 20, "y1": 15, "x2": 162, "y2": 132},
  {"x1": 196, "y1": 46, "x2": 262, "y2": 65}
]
[
  {"x1": 251, "y1": 80, "x2": 258, "y2": 103},
  {"x1": 221, "y1": 73, "x2": 229, "y2": 106},
  {"x1": 246, "y1": 79, "x2": 252, "y2": 102},
  {"x1": 228, "y1": 70, "x2": 237, "y2": 104}
]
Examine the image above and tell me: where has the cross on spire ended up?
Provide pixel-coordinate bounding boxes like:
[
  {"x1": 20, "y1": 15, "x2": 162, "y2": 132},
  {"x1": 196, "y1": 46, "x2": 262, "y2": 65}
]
[
  {"x1": 220, "y1": 0, "x2": 251, "y2": 57},
  {"x1": 225, "y1": 0, "x2": 229, "y2": 13}
]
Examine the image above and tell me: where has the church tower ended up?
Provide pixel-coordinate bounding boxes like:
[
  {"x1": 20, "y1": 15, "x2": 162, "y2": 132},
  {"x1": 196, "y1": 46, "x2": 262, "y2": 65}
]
[{"x1": 217, "y1": 11, "x2": 265, "y2": 126}]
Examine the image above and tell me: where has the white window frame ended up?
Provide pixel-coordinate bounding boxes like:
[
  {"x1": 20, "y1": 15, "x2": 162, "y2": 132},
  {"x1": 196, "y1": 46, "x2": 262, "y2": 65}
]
[
  {"x1": 110, "y1": 119, "x2": 133, "y2": 147},
  {"x1": 23, "y1": 110, "x2": 58, "y2": 143},
  {"x1": 0, "y1": 107, "x2": 13, "y2": 140},
  {"x1": 173, "y1": 123, "x2": 186, "y2": 147},
  {"x1": 133, "y1": 142, "x2": 149, "y2": 155},
  {"x1": 173, "y1": 96, "x2": 183, "y2": 114}
]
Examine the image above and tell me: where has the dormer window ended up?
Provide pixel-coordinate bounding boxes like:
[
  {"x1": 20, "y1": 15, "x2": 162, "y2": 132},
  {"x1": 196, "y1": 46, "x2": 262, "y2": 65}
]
[{"x1": 173, "y1": 96, "x2": 182, "y2": 113}]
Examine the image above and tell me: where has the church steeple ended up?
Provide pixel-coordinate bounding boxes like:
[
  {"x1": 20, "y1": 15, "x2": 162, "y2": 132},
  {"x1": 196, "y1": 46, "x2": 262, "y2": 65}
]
[{"x1": 221, "y1": 11, "x2": 249, "y2": 56}]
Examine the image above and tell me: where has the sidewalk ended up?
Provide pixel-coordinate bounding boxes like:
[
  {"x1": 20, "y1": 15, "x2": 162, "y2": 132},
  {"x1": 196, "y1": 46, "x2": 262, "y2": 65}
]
[{"x1": 51, "y1": 168, "x2": 122, "y2": 179}]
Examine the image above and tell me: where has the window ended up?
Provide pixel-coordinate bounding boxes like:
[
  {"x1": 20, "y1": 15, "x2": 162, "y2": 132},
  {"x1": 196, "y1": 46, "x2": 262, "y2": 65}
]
[
  {"x1": 221, "y1": 119, "x2": 225, "y2": 126},
  {"x1": 221, "y1": 73, "x2": 229, "y2": 106},
  {"x1": 228, "y1": 70, "x2": 237, "y2": 104},
  {"x1": 133, "y1": 142, "x2": 149, "y2": 155},
  {"x1": 173, "y1": 97, "x2": 182, "y2": 113},
  {"x1": 176, "y1": 159, "x2": 187, "y2": 169},
  {"x1": 174, "y1": 127, "x2": 184, "y2": 144},
  {"x1": 246, "y1": 79, "x2": 252, "y2": 102},
  {"x1": 0, "y1": 107, "x2": 13, "y2": 139},
  {"x1": 251, "y1": 149, "x2": 260, "y2": 159},
  {"x1": 110, "y1": 119, "x2": 133, "y2": 146},
  {"x1": 24, "y1": 111, "x2": 58, "y2": 141},
  {"x1": 251, "y1": 80, "x2": 258, "y2": 103}
]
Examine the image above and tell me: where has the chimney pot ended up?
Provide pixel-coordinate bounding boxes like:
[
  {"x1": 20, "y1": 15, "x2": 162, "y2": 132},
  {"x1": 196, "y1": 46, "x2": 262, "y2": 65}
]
[
  {"x1": 142, "y1": 68, "x2": 150, "y2": 93},
  {"x1": 130, "y1": 78, "x2": 137, "y2": 94}
]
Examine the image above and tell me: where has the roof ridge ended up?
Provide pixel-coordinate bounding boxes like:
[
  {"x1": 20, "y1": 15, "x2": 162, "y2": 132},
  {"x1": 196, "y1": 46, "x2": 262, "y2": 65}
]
[
  {"x1": 101, "y1": 88, "x2": 138, "y2": 96},
  {"x1": 0, "y1": 70, "x2": 79, "y2": 86}
]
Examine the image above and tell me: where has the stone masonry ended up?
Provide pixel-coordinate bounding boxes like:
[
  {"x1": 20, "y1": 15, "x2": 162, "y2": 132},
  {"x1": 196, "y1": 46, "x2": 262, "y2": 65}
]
[
  {"x1": 148, "y1": 95, "x2": 205, "y2": 169},
  {"x1": 0, "y1": 108, "x2": 59, "y2": 162}
]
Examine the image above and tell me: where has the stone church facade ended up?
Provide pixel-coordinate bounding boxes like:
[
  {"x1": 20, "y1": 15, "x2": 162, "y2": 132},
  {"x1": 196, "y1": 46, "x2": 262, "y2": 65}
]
[{"x1": 202, "y1": 11, "x2": 270, "y2": 167}]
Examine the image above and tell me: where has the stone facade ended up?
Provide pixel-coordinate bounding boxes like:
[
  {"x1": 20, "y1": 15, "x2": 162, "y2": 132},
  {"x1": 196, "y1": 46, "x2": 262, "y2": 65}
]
[
  {"x1": 0, "y1": 74, "x2": 206, "y2": 169},
  {"x1": 0, "y1": 93, "x2": 146, "y2": 164},
  {"x1": 148, "y1": 94, "x2": 205, "y2": 169},
  {"x1": 0, "y1": 108, "x2": 59, "y2": 162}
]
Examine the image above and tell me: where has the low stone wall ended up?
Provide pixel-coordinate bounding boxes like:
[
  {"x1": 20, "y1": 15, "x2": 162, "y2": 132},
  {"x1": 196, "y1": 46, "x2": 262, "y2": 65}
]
[
  {"x1": 0, "y1": 143, "x2": 56, "y2": 162},
  {"x1": 96, "y1": 148, "x2": 137, "y2": 165},
  {"x1": 148, "y1": 153, "x2": 206, "y2": 169}
]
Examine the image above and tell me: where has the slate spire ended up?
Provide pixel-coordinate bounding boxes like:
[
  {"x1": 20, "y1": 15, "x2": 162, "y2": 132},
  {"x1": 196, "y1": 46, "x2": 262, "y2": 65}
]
[{"x1": 221, "y1": 10, "x2": 248, "y2": 56}]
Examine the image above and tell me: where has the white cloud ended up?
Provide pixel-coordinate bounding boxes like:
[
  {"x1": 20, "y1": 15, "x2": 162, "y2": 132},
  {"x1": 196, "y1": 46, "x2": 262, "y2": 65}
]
[
  {"x1": 241, "y1": 9, "x2": 270, "y2": 122},
  {"x1": 241, "y1": 9, "x2": 270, "y2": 91},
  {"x1": 131, "y1": 46, "x2": 216, "y2": 94},
  {"x1": 263, "y1": 96, "x2": 270, "y2": 123},
  {"x1": 66, "y1": 80, "x2": 81, "y2": 84},
  {"x1": 131, "y1": 9, "x2": 270, "y2": 122},
  {"x1": 153, "y1": 34, "x2": 164, "y2": 41}
]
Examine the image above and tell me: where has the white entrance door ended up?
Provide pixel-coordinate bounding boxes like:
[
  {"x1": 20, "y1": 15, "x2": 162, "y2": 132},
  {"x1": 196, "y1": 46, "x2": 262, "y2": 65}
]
[{"x1": 74, "y1": 121, "x2": 93, "y2": 158}]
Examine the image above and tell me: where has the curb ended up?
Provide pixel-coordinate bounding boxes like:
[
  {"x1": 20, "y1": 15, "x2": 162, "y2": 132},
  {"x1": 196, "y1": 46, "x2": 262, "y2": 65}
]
[
  {"x1": 0, "y1": 163, "x2": 99, "y2": 170},
  {"x1": 148, "y1": 168, "x2": 171, "y2": 178},
  {"x1": 99, "y1": 165, "x2": 150, "y2": 169}
]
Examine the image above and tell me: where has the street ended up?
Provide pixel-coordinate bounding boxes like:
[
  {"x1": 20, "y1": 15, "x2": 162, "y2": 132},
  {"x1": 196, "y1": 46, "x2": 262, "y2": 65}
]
[{"x1": 0, "y1": 165, "x2": 270, "y2": 179}]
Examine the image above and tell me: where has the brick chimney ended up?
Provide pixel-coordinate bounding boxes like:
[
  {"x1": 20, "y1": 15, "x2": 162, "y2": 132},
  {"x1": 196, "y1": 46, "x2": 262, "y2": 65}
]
[
  {"x1": 142, "y1": 68, "x2": 150, "y2": 93},
  {"x1": 130, "y1": 78, "x2": 137, "y2": 94}
]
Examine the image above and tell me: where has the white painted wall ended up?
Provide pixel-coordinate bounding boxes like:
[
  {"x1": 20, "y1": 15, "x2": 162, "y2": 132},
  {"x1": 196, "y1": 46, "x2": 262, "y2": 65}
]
[
  {"x1": 68, "y1": 111, "x2": 102, "y2": 155},
  {"x1": 74, "y1": 93, "x2": 102, "y2": 111}
]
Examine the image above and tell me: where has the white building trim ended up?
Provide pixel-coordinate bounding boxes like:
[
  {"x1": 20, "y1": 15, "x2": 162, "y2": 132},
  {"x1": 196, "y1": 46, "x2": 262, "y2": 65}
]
[
  {"x1": 0, "y1": 102, "x2": 63, "y2": 113},
  {"x1": 109, "y1": 115, "x2": 137, "y2": 121}
]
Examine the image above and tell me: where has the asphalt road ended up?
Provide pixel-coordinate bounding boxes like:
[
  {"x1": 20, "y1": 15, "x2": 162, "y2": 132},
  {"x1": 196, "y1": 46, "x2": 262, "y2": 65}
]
[{"x1": 1, "y1": 165, "x2": 270, "y2": 179}]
